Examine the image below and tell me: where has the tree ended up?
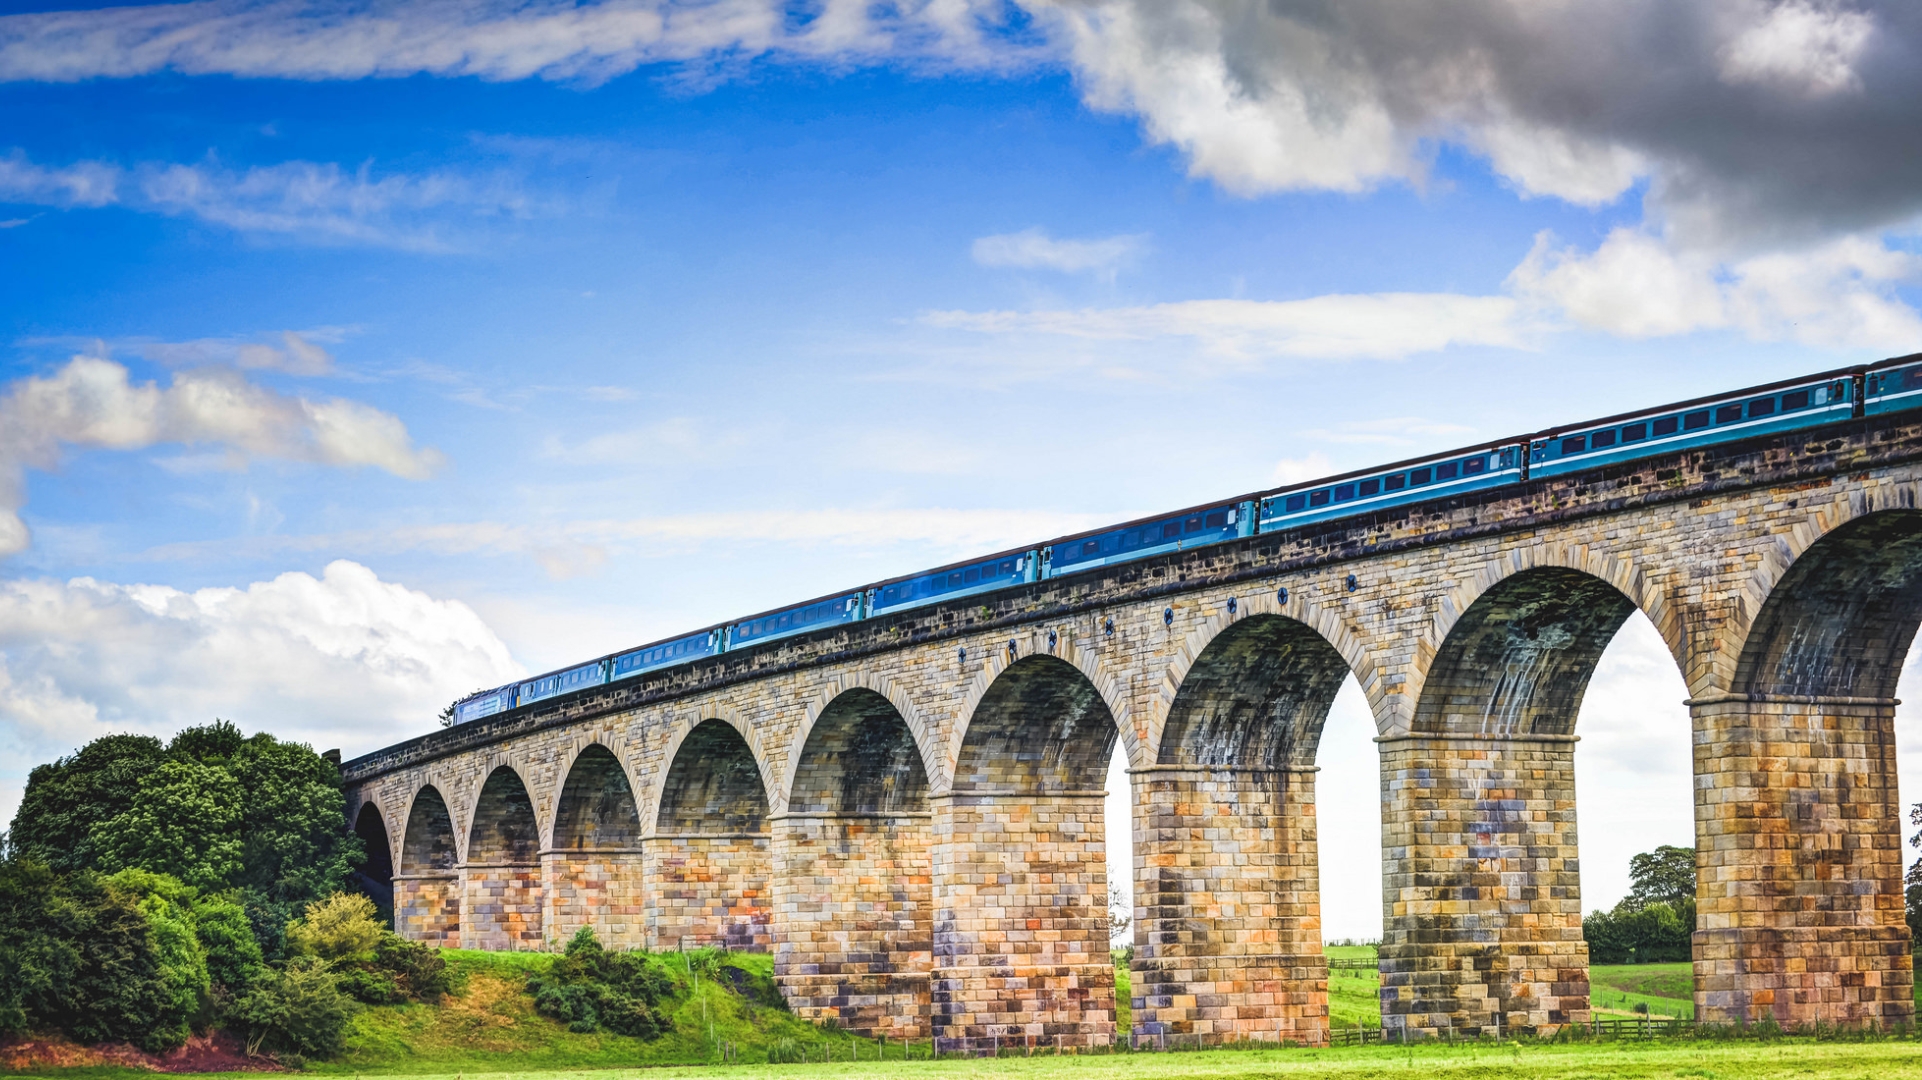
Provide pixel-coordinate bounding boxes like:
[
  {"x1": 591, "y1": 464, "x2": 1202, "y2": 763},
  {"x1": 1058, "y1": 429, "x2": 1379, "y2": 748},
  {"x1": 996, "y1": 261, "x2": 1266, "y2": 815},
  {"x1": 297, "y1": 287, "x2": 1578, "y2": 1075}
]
[
  {"x1": 1908, "y1": 803, "x2": 1922, "y2": 943},
  {"x1": 9, "y1": 735, "x2": 167, "y2": 872},
  {"x1": 90, "y1": 760, "x2": 244, "y2": 892},
  {"x1": 1624, "y1": 844, "x2": 1695, "y2": 910}
]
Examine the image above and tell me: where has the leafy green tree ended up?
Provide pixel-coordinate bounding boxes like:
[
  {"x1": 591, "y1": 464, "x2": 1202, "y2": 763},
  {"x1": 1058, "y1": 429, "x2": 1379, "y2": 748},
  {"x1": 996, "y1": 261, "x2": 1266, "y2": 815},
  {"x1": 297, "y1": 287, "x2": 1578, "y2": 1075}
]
[
  {"x1": 1624, "y1": 844, "x2": 1696, "y2": 910},
  {"x1": 91, "y1": 761, "x2": 243, "y2": 892},
  {"x1": 104, "y1": 870, "x2": 213, "y2": 1047},
  {"x1": 1907, "y1": 803, "x2": 1922, "y2": 944},
  {"x1": 286, "y1": 893, "x2": 384, "y2": 964},
  {"x1": 9, "y1": 735, "x2": 167, "y2": 872},
  {"x1": 228, "y1": 958, "x2": 358, "y2": 1060}
]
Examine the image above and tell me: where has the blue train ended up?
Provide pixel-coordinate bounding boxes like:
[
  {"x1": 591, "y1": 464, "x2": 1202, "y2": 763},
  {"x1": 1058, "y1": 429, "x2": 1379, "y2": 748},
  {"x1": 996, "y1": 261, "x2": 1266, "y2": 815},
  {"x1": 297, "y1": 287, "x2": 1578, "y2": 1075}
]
[{"x1": 451, "y1": 352, "x2": 1922, "y2": 725}]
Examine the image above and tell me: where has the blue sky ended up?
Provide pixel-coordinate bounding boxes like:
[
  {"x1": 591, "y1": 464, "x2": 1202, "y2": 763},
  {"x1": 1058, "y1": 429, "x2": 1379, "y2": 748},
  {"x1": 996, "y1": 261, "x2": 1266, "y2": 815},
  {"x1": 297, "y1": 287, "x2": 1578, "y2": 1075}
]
[{"x1": 3, "y1": 0, "x2": 1921, "y2": 938}]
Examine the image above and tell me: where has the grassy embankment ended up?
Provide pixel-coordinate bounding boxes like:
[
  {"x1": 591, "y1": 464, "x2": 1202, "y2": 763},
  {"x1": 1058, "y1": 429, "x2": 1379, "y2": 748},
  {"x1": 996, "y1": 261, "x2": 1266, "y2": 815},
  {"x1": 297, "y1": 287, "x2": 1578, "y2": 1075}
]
[{"x1": 1328, "y1": 945, "x2": 1701, "y2": 1023}]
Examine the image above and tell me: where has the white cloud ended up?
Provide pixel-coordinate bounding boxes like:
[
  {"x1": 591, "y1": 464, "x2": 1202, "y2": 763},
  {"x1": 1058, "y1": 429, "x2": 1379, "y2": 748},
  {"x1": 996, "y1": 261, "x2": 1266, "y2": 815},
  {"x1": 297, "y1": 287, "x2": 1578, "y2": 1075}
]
[
  {"x1": 0, "y1": 355, "x2": 444, "y2": 557},
  {"x1": 0, "y1": 560, "x2": 522, "y2": 827},
  {"x1": 1718, "y1": 0, "x2": 1874, "y2": 98},
  {"x1": 1270, "y1": 452, "x2": 1333, "y2": 484},
  {"x1": 132, "y1": 329, "x2": 342, "y2": 376},
  {"x1": 971, "y1": 227, "x2": 1148, "y2": 275},
  {"x1": 0, "y1": 0, "x2": 1036, "y2": 85},
  {"x1": 1511, "y1": 227, "x2": 1922, "y2": 349},
  {"x1": 923, "y1": 293, "x2": 1529, "y2": 362},
  {"x1": 0, "y1": 150, "x2": 536, "y2": 250}
]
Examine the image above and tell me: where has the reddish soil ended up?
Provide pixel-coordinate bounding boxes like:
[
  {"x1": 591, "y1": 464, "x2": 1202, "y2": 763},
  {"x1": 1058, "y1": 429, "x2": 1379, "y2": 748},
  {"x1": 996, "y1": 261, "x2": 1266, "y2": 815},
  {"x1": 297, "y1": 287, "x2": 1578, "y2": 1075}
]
[{"x1": 0, "y1": 1030, "x2": 285, "y2": 1073}]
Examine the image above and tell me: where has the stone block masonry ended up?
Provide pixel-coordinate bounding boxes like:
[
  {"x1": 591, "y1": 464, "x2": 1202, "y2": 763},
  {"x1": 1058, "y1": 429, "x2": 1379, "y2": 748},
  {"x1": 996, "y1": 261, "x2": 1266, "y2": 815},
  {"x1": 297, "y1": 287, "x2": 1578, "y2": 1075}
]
[{"x1": 343, "y1": 409, "x2": 1922, "y2": 1043}]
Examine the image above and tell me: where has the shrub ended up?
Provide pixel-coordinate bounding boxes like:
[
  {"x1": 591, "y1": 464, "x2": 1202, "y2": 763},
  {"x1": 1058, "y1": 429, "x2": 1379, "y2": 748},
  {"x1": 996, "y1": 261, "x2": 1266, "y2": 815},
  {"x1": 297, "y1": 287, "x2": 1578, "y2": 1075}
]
[
  {"x1": 372, "y1": 932, "x2": 451, "y2": 1002},
  {"x1": 527, "y1": 928, "x2": 670, "y2": 1039},
  {"x1": 287, "y1": 892, "x2": 383, "y2": 964},
  {"x1": 193, "y1": 894, "x2": 266, "y2": 994},
  {"x1": 227, "y1": 958, "x2": 357, "y2": 1059}
]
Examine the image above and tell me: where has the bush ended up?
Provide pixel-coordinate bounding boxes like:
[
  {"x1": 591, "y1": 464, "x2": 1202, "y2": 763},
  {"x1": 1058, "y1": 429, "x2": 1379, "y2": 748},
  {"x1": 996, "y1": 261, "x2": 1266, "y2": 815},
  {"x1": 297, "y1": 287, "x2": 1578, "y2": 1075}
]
[
  {"x1": 193, "y1": 893, "x2": 266, "y2": 994},
  {"x1": 372, "y1": 932, "x2": 451, "y2": 1002},
  {"x1": 286, "y1": 892, "x2": 383, "y2": 964},
  {"x1": 227, "y1": 958, "x2": 357, "y2": 1059},
  {"x1": 526, "y1": 928, "x2": 671, "y2": 1039},
  {"x1": 105, "y1": 870, "x2": 214, "y2": 1046}
]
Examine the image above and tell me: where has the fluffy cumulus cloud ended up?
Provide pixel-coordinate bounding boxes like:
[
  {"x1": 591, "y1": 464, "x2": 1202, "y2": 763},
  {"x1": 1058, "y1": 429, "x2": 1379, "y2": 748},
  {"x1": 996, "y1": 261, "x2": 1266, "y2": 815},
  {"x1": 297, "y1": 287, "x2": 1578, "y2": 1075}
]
[
  {"x1": 0, "y1": 559, "x2": 522, "y2": 825},
  {"x1": 0, "y1": 355, "x2": 444, "y2": 557}
]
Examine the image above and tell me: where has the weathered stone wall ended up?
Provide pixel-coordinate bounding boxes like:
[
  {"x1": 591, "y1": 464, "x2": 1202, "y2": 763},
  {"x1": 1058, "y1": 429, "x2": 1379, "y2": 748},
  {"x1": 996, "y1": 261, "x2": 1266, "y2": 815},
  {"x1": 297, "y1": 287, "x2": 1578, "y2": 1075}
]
[
  {"x1": 771, "y1": 812, "x2": 931, "y2": 1038},
  {"x1": 1379, "y1": 734, "x2": 1586, "y2": 1036},
  {"x1": 644, "y1": 835, "x2": 772, "y2": 951},
  {"x1": 543, "y1": 851, "x2": 647, "y2": 949},
  {"x1": 340, "y1": 411, "x2": 1922, "y2": 1041},
  {"x1": 395, "y1": 874, "x2": 460, "y2": 946},
  {"x1": 1131, "y1": 765, "x2": 1327, "y2": 1046}
]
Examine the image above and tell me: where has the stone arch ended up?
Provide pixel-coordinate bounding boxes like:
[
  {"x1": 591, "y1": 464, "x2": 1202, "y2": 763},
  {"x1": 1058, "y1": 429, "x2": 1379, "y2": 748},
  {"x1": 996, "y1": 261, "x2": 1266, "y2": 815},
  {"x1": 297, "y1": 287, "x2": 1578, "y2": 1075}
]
[
  {"x1": 1414, "y1": 565, "x2": 1642, "y2": 738},
  {"x1": 468, "y1": 765, "x2": 542, "y2": 863},
  {"x1": 783, "y1": 673, "x2": 942, "y2": 804},
  {"x1": 947, "y1": 627, "x2": 1131, "y2": 785},
  {"x1": 657, "y1": 718, "x2": 772, "y2": 833},
  {"x1": 1732, "y1": 508, "x2": 1922, "y2": 700},
  {"x1": 647, "y1": 708, "x2": 776, "y2": 827},
  {"x1": 1156, "y1": 612, "x2": 1356, "y2": 769},
  {"x1": 787, "y1": 688, "x2": 930, "y2": 813},
  {"x1": 352, "y1": 802, "x2": 395, "y2": 919},
  {"x1": 1150, "y1": 589, "x2": 1378, "y2": 756},
  {"x1": 401, "y1": 784, "x2": 459, "y2": 874},
  {"x1": 554, "y1": 743, "x2": 644, "y2": 850},
  {"x1": 1411, "y1": 540, "x2": 1682, "y2": 727},
  {"x1": 953, "y1": 652, "x2": 1119, "y2": 794}
]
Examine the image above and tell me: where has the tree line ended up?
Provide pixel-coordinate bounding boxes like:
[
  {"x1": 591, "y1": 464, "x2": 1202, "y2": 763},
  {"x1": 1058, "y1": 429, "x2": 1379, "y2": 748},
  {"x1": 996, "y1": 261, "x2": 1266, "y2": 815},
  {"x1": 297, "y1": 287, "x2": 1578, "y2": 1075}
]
[{"x1": 0, "y1": 721, "x2": 441, "y2": 1061}]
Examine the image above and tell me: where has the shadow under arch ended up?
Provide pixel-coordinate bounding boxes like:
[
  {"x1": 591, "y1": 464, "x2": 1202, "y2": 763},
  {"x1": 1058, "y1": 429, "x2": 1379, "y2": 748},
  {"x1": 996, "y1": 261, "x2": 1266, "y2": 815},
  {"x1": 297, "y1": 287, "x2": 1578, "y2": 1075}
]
[
  {"x1": 351, "y1": 802, "x2": 395, "y2": 926},
  {"x1": 548, "y1": 743, "x2": 647, "y2": 949},
  {"x1": 397, "y1": 785, "x2": 460, "y2": 946},
  {"x1": 773, "y1": 688, "x2": 933, "y2": 1039},
  {"x1": 465, "y1": 766, "x2": 543, "y2": 951},
  {"x1": 935, "y1": 654, "x2": 1118, "y2": 1053},
  {"x1": 1697, "y1": 509, "x2": 1922, "y2": 1026},
  {"x1": 652, "y1": 719, "x2": 773, "y2": 952},
  {"x1": 1131, "y1": 614, "x2": 1354, "y2": 1047}
]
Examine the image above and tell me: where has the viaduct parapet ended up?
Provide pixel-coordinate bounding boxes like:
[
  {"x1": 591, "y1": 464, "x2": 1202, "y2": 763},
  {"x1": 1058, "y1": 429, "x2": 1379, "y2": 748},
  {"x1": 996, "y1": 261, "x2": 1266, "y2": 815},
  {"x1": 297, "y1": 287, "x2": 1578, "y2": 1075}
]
[{"x1": 342, "y1": 411, "x2": 1922, "y2": 1048}]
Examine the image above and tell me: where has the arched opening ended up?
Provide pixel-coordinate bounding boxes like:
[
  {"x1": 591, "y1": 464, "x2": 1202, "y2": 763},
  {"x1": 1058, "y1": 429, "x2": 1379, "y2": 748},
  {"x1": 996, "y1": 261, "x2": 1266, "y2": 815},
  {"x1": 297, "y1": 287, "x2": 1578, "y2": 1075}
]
[
  {"x1": 397, "y1": 785, "x2": 460, "y2": 946},
  {"x1": 936, "y1": 654, "x2": 1118, "y2": 1052},
  {"x1": 1702, "y1": 510, "x2": 1922, "y2": 1026},
  {"x1": 650, "y1": 719, "x2": 772, "y2": 951},
  {"x1": 1136, "y1": 614, "x2": 1352, "y2": 1046},
  {"x1": 351, "y1": 802, "x2": 395, "y2": 928},
  {"x1": 776, "y1": 689, "x2": 932, "y2": 1038},
  {"x1": 1390, "y1": 566, "x2": 1639, "y2": 1038},
  {"x1": 465, "y1": 766, "x2": 544, "y2": 950},
  {"x1": 550, "y1": 745, "x2": 646, "y2": 948}
]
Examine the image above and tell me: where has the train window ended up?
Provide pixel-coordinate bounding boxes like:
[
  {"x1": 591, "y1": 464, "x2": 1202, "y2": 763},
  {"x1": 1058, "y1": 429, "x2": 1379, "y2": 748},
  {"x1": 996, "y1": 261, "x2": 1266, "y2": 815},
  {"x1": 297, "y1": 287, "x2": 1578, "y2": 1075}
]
[
  {"x1": 1685, "y1": 410, "x2": 1711, "y2": 430},
  {"x1": 1623, "y1": 422, "x2": 1648, "y2": 442},
  {"x1": 1714, "y1": 403, "x2": 1743, "y2": 423},
  {"x1": 1185, "y1": 516, "x2": 1203, "y2": 532},
  {"x1": 1410, "y1": 468, "x2": 1432, "y2": 485},
  {"x1": 1906, "y1": 369, "x2": 1922, "y2": 388},
  {"x1": 1359, "y1": 478, "x2": 1381, "y2": 496},
  {"x1": 1081, "y1": 540, "x2": 1099, "y2": 556},
  {"x1": 1654, "y1": 417, "x2": 1679, "y2": 436},
  {"x1": 1561, "y1": 436, "x2": 1585, "y2": 454},
  {"x1": 1437, "y1": 462, "x2": 1459, "y2": 480},
  {"x1": 1463, "y1": 456, "x2": 1486, "y2": 475},
  {"x1": 1592, "y1": 429, "x2": 1618, "y2": 448},
  {"x1": 1205, "y1": 511, "x2": 1227, "y2": 528},
  {"x1": 1384, "y1": 473, "x2": 1406, "y2": 491},
  {"x1": 1748, "y1": 396, "x2": 1776, "y2": 417},
  {"x1": 1309, "y1": 489, "x2": 1331, "y2": 506},
  {"x1": 964, "y1": 568, "x2": 979, "y2": 584},
  {"x1": 1001, "y1": 560, "x2": 1015, "y2": 575},
  {"x1": 1782, "y1": 389, "x2": 1810, "y2": 410},
  {"x1": 1284, "y1": 494, "x2": 1307, "y2": 512},
  {"x1": 1159, "y1": 522, "x2": 1180, "y2": 539},
  {"x1": 1334, "y1": 483, "x2": 1356, "y2": 501}
]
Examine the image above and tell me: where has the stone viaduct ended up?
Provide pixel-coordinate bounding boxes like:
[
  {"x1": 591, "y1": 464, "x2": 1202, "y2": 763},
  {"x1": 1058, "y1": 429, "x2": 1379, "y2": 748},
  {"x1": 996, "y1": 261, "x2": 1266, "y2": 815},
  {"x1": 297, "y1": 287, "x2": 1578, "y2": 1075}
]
[{"x1": 341, "y1": 409, "x2": 1922, "y2": 1050}]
